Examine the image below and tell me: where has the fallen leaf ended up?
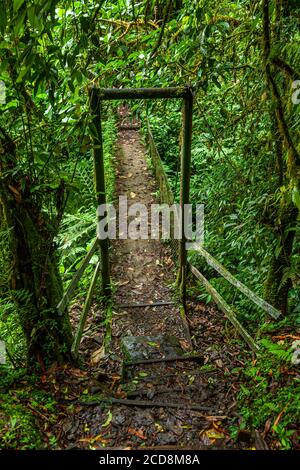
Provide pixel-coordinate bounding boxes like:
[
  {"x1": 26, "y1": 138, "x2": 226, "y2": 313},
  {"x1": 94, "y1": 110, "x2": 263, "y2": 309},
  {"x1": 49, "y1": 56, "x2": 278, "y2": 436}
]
[
  {"x1": 116, "y1": 385, "x2": 127, "y2": 398},
  {"x1": 205, "y1": 416, "x2": 228, "y2": 421},
  {"x1": 200, "y1": 422, "x2": 229, "y2": 444},
  {"x1": 179, "y1": 339, "x2": 192, "y2": 351},
  {"x1": 91, "y1": 346, "x2": 105, "y2": 365},
  {"x1": 273, "y1": 399, "x2": 291, "y2": 427},
  {"x1": 147, "y1": 341, "x2": 158, "y2": 347},
  {"x1": 79, "y1": 435, "x2": 107, "y2": 444},
  {"x1": 194, "y1": 304, "x2": 206, "y2": 312},
  {"x1": 69, "y1": 368, "x2": 88, "y2": 378},
  {"x1": 8, "y1": 185, "x2": 21, "y2": 202},
  {"x1": 272, "y1": 334, "x2": 300, "y2": 341},
  {"x1": 264, "y1": 418, "x2": 272, "y2": 435},
  {"x1": 130, "y1": 192, "x2": 136, "y2": 199},
  {"x1": 102, "y1": 410, "x2": 113, "y2": 428},
  {"x1": 128, "y1": 428, "x2": 147, "y2": 440},
  {"x1": 109, "y1": 375, "x2": 121, "y2": 390},
  {"x1": 154, "y1": 423, "x2": 164, "y2": 432}
]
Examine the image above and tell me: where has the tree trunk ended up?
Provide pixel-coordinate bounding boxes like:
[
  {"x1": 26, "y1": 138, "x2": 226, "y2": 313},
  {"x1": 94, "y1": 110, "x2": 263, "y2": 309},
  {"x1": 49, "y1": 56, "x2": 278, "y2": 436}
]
[
  {"x1": 262, "y1": 0, "x2": 299, "y2": 315},
  {"x1": 264, "y1": 207, "x2": 298, "y2": 315},
  {"x1": 0, "y1": 136, "x2": 72, "y2": 368}
]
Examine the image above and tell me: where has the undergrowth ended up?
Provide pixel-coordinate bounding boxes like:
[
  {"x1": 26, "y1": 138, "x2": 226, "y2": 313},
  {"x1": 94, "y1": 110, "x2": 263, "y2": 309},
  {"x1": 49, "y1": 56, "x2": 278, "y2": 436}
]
[
  {"x1": 0, "y1": 112, "x2": 117, "y2": 366},
  {"x1": 231, "y1": 334, "x2": 300, "y2": 449},
  {"x1": 0, "y1": 368, "x2": 58, "y2": 449},
  {"x1": 57, "y1": 112, "x2": 117, "y2": 298}
]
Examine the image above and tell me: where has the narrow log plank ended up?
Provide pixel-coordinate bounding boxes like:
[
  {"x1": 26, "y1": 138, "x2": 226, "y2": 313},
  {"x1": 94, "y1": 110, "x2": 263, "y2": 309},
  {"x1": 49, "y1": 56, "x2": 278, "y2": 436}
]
[
  {"x1": 117, "y1": 301, "x2": 174, "y2": 308},
  {"x1": 78, "y1": 396, "x2": 219, "y2": 414},
  {"x1": 96, "y1": 87, "x2": 188, "y2": 101},
  {"x1": 124, "y1": 354, "x2": 203, "y2": 366}
]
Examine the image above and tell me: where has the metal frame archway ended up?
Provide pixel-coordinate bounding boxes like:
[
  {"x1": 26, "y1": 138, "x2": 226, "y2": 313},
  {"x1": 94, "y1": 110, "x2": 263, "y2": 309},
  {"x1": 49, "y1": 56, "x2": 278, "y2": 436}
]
[{"x1": 89, "y1": 86, "x2": 193, "y2": 301}]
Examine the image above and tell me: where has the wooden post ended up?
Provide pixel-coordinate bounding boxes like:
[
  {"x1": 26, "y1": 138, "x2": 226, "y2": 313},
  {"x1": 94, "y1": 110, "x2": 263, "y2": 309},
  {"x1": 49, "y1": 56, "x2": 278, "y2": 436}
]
[
  {"x1": 89, "y1": 87, "x2": 111, "y2": 298},
  {"x1": 178, "y1": 87, "x2": 193, "y2": 303},
  {"x1": 72, "y1": 262, "x2": 101, "y2": 358},
  {"x1": 98, "y1": 87, "x2": 187, "y2": 100}
]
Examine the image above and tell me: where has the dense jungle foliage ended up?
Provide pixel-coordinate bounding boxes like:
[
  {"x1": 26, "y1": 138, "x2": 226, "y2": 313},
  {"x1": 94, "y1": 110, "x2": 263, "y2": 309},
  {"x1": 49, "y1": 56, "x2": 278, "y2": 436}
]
[{"x1": 0, "y1": 0, "x2": 299, "y2": 452}]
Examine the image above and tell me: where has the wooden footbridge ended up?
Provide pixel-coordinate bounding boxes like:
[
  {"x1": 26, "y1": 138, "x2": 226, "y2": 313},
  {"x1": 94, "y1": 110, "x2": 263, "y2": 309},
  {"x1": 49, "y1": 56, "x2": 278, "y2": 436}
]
[{"x1": 56, "y1": 87, "x2": 281, "y2": 360}]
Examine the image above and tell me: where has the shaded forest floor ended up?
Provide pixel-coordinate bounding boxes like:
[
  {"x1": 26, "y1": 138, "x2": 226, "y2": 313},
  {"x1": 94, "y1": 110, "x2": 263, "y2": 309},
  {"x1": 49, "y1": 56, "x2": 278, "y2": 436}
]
[{"x1": 1, "y1": 118, "x2": 299, "y2": 451}]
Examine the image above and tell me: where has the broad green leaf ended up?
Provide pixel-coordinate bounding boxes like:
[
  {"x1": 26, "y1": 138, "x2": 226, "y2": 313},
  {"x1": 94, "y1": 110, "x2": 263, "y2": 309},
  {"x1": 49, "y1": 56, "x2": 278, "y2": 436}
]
[
  {"x1": 292, "y1": 187, "x2": 300, "y2": 210},
  {"x1": 13, "y1": 9, "x2": 26, "y2": 35},
  {"x1": 0, "y1": 8, "x2": 7, "y2": 34},
  {"x1": 102, "y1": 411, "x2": 112, "y2": 428},
  {"x1": 13, "y1": 0, "x2": 25, "y2": 13},
  {"x1": 27, "y1": 6, "x2": 38, "y2": 29}
]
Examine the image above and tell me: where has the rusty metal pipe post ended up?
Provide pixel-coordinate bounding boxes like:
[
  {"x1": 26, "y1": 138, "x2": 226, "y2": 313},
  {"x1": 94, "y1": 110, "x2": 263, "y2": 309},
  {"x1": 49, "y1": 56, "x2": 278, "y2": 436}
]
[
  {"x1": 89, "y1": 87, "x2": 111, "y2": 298},
  {"x1": 178, "y1": 88, "x2": 193, "y2": 304}
]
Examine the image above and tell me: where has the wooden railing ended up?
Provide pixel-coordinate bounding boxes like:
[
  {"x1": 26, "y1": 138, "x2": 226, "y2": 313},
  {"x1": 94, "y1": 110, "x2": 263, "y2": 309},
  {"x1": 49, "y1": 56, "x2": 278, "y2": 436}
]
[
  {"x1": 146, "y1": 119, "x2": 180, "y2": 264},
  {"x1": 190, "y1": 264, "x2": 260, "y2": 352},
  {"x1": 190, "y1": 243, "x2": 281, "y2": 320},
  {"x1": 147, "y1": 120, "x2": 175, "y2": 206}
]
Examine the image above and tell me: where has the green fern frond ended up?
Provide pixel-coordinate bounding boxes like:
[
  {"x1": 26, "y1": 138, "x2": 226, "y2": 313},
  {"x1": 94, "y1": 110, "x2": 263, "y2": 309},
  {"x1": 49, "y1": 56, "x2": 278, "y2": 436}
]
[{"x1": 260, "y1": 338, "x2": 292, "y2": 362}]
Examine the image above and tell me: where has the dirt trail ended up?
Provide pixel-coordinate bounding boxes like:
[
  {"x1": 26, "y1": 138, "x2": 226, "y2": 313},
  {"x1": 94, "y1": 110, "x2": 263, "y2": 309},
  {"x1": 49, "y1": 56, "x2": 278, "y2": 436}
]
[{"x1": 110, "y1": 126, "x2": 188, "y2": 342}]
